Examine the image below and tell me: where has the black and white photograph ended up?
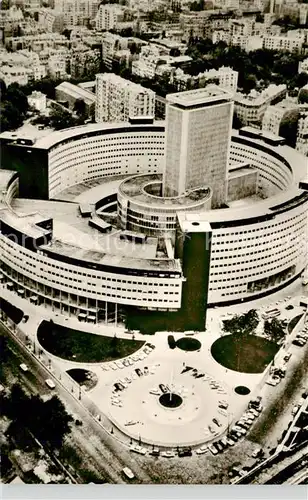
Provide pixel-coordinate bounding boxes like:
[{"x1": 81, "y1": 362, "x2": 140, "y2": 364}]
[{"x1": 0, "y1": 0, "x2": 307, "y2": 498}]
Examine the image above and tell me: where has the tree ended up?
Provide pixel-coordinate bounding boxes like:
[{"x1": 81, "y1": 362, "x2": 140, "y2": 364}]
[
  {"x1": 73, "y1": 98, "x2": 86, "y2": 117},
  {"x1": 49, "y1": 107, "x2": 78, "y2": 130},
  {"x1": 279, "y1": 110, "x2": 300, "y2": 148},
  {"x1": 222, "y1": 309, "x2": 259, "y2": 335},
  {"x1": 110, "y1": 335, "x2": 119, "y2": 356},
  {"x1": 37, "y1": 396, "x2": 73, "y2": 449},
  {"x1": 264, "y1": 318, "x2": 285, "y2": 344}
]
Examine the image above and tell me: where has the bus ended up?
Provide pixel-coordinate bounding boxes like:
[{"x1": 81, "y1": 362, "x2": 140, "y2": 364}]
[{"x1": 262, "y1": 308, "x2": 281, "y2": 320}]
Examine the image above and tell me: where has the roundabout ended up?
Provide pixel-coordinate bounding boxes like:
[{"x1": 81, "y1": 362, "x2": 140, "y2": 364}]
[{"x1": 106, "y1": 361, "x2": 232, "y2": 447}]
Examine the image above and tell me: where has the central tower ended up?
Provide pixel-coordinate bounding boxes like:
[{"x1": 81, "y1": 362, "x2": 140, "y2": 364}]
[{"x1": 163, "y1": 86, "x2": 233, "y2": 208}]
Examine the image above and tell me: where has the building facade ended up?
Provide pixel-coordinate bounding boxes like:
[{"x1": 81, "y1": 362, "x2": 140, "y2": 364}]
[
  {"x1": 95, "y1": 73, "x2": 155, "y2": 123},
  {"x1": 164, "y1": 87, "x2": 233, "y2": 208}
]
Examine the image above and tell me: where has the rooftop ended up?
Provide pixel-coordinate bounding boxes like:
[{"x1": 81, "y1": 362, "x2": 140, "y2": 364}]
[
  {"x1": 167, "y1": 85, "x2": 233, "y2": 107},
  {"x1": 118, "y1": 174, "x2": 211, "y2": 208},
  {"x1": 56, "y1": 81, "x2": 96, "y2": 104}
]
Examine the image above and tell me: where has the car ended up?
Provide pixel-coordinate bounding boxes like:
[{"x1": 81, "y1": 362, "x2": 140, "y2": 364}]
[
  {"x1": 114, "y1": 383, "x2": 124, "y2": 391},
  {"x1": 225, "y1": 437, "x2": 235, "y2": 446},
  {"x1": 229, "y1": 431, "x2": 239, "y2": 441},
  {"x1": 19, "y1": 363, "x2": 29, "y2": 372},
  {"x1": 266, "y1": 377, "x2": 279, "y2": 386},
  {"x1": 115, "y1": 361, "x2": 125, "y2": 369},
  {"x1": 220, "y1": 437, "x2": 229, "y2": 448},
  {"x1": 285, "y1": 305, "x2": 294, "y2": 310},
  {"x1": 213, "y1": 442, "x2": 223, "y2": 452},
  {"x1": 143, "y1": 347, "x2": 152, "y2": 355},
  {"x1": 130, "y1": 445, "x2": 147, "y2": 455},
  {"x1": 196, "y1": 446, "x2": 208, "y2": 455},
  {"x1": 45, "y1": 379, "x2": 56, "y2": 389},
  {"x1": 118, "y1": 379, "x2": 128, "y2": 388},
  {"x1": 135, "y1": 368, "x2": 142, "y2": 377},
  {"x1": 208, "y1": 445, "x2": 219, "y2": 455},
  {"x1": 122, "y1": 467, "x2": 135, "y2": 480},
  {"x1": 146, "y1": 343, "x2": 155, "y2": 349},
  {"x1": 22, "y1": 315, "x2": 29, "y2": 323},
  {"x1": 178, "y1": 447, "x2": 192, "y2": 457},
  {"x1": 110, "y1": 362, "x2": 118, "y2": 370},
  {"x1": 291, "y1": 405, "x2": 300, "y2": 416},
  {"x1": 283, "y1": 353, "x2": 292, "y2": 362},
  {"x1": 122, "y1": 359, "x2": 130, "y2": 367},
  {"x1": 249, "y1": 409, "x2": 260, "y2": 418},
  {"x1": 213, "y1": 418, "x2": 222, "y2": 427},
  {"x1": 292, "y1": 339, "x2": 305, "y2": 347},
  {"x1": 124, "y1": 377, "x2": 132, "y2": 384},
  {"x1": 149, "y1": 389, "x2": 160, "y2": 396},
  {"x1": 159, "y1": 384, "x2": 168, "y2": 393},
  {"x1": 161, "y1": 450, "x2": 175, "y2": 458},
  {"x1": 131, "y1": 355, "x2": 139, "y2": 362},
  {"x1": 150, "y1": 447, "x2": 160, "y2": 456}
]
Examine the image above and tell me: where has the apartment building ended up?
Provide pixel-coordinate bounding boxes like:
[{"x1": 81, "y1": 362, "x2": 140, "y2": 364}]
[
  {"x1": 170, "y1": 67, "x2": 238, "y2": 93},
  {"x1": 296, "y1": 112, "x2": 308, "y2": 156},
  {"x1": 262, "y1": 100, "x2": 299, "y2": 136},
  {"x1": 263, "y1": 34, "x2": 304, "y2": 53},
  {"x1": 101, "y1": 32, "x2": 129, "y2": 70},
  {"x1": 95, "y1": 73, "x2": 155, "y2": 123},
  {"x1": 38, "y1": 9, "x2": 65, "y2": 33},
  {"x1": 54, "y1": 0, "x2": 100, "y2": 26},
  {"x1": 234, "y1": 84, "x2": 287, "y2": 126},
  {"x1": 131, "y1": 45, "x2": 162, "y2": 79},
  {"x1": 95, "y1": 4, "x2": 125, "y2": 31}
]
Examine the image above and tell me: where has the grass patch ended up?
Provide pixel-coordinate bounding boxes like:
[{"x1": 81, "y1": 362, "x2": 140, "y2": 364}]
[
  {"x1": 66, "y1": 369, "x2": 98, "y2": 390},
  {"x1": 176, "y1": 337, "x2": 201, "y2": 352},
  {"x1": 37, "y1": 320, "x2": 144, "y2": 363},
  {"x1": 211, "y1": 333, "x2": 279, "y2": 374},
  {"x1": 287, "y1": 314, "x2": 304, "y2": 334}
]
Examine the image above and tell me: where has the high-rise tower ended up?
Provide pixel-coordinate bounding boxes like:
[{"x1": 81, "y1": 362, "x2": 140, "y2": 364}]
[{"x1": 163, "y1": 86, "x2": 233, "y2": 208}]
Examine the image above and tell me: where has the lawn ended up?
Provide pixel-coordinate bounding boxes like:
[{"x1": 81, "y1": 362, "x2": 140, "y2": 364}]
[
  {"x1": 37, "y1": 320, "x2": 144, "y2": 363},
  {"x1": 287, "y1": 314, "x2": 304, "y2": 334},
  {"x1": 211, "y1": 333, "x2": 279, "y2": 374},
  {"x1": 176, "y1": 337, "x2": 201, "y2": 352}
]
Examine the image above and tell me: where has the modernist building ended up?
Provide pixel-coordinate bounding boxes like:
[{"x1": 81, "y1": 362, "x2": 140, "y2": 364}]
[
  {"x1": 0, "y1": 89, "x2": 307, "y2": 332},
  {"x1": 95, "y1": 73, "x2": 155, "y2": 123},
  {"x1": 164, "y1": 87, "x2": 233, "y2": 208}
]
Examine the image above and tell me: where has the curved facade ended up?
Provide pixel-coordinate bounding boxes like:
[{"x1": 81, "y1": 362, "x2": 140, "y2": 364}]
[
  {"x1": 118, "y1": 173, "x2": 212, "y2": 236},
  {"x1": 0, "y1": 121, "x2": 307, "y2": 326}
]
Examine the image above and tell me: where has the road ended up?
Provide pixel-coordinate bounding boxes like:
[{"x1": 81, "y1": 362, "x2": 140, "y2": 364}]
[{"x1": 0, "y1": 322, "x2": 152, "y2": 484}]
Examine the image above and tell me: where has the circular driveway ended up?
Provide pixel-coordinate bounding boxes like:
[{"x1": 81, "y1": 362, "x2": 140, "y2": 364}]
[{"x1": 107, "y1": 361, "x2": 231, "y2": 447}]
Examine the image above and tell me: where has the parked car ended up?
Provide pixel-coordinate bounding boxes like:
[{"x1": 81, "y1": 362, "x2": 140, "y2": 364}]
[
  {"x1": 161, "y1": 450, "x2": 175, "y2": 458},
  {"x1": 196, "y1": 446, "x2": 208, "y2": 455},
  {"x1": 178, "y1": 447, "x2": 192, "y2": 457},
  {"x1": 283, "y1": 353, "x2": 292, "y2": 362},
  {"x1": 208, "y1": 444, "x2": 219, "y2": 455},
  {"x1": 292, "y1": 339, "x2": 305, "y2": 347},
  {"x1": 19, "y1": 363, "x2": 29, "y2": 372},
  {"x1": 159, "y1": 383, "x2": 168, "y2": 393},
  {"x1": 150, "y1": 447, "x2": 160, "y2": 457},
  {"x1": 122, "y1": 467, "x2": 135, "y2": 480},
  {"x1": 45, "y1": 379, "x2": 55, "y2": 389},
  {"x1": 130, "y1": 445, "x2": 147, "y2": 455}
]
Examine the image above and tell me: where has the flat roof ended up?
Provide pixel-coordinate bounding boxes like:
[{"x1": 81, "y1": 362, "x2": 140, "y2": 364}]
[
  {"x1": 177, "y1": 213, "x2": 212, "y2": 233},
  {"x1": 167, "y1": 85, "x2": 232, "y2": 107},
  {"x1": 33, "y1": 121, "x2": 165, "y2": 150},
  {"x1": 56, "y1": 81, "x2": 96, "y2": 104}
]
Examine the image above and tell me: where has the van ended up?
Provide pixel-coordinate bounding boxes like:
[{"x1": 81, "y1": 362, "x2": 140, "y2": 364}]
[
  {"x1": 122, "y1": 467, "x2": 135, "y2": 480},
  {"x1": 45, "y1": 378, "x2": 55, "y2": 389}
]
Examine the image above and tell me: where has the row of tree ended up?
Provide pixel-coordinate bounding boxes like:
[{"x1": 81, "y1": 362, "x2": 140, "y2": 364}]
[{"x1": 2, "y1": 384, "x2": 73, "y2": 450}]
